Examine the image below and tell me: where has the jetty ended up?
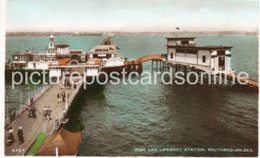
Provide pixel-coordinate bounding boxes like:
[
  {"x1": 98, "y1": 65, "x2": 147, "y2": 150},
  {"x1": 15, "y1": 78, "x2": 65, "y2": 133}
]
[
  {"x1": 226, "y1": 73, "x2": 258, "y2": 89},
  {"x1": 5, "y1": 35, "x2": 258, "y2": 155},
  {"x1": 5, "y1": 80, "x2": 83, "y2": 155}
]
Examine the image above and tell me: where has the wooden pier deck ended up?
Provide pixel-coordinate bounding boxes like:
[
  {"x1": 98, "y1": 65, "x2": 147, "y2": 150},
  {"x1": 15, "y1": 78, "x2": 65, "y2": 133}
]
[
  {"x1": 226, "y1": 73, "x2": 258, "y2": 89},
  {"x1": 5, "y1": 81, "x2": 83, "y2": 156},
  {"x1": 100, "y1": 35, "x2": 112, "y2": 45},
  {"x1": 124, "y1": 54, "x2": 166, "y2": 65}
]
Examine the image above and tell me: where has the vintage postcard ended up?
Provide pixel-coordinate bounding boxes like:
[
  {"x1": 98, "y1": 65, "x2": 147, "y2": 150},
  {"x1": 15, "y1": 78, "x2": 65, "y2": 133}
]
[{"x1": 1, "y1": 0, "x2": 259, "y2": 157}]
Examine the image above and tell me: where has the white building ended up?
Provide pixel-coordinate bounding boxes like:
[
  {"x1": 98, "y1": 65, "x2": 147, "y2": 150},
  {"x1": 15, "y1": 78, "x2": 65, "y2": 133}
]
[
  {"x1": 166, "y1": 37, "x2": 232, "y2": 74},
  {"x1": 33, "y1": 53, "x2": 56, "y2": 62},
  {"x1": 49, "y1": 67, "x2": 62, "y2": 79},
  {"x1": 56, "y1": 44, "x2": 70, "y2": 55},
  {"x1": 102, "y1": 57, "x2": 124, "y2": 67},
  {"x1": 27, "y1": 61, "x2": 54, "y2": 70},
  {"x1": 85, "y1": 58, "x2": 102, "y2": 77},
  {"x1": 47, "y1": 34, "x2": 71, "y2": 56}
]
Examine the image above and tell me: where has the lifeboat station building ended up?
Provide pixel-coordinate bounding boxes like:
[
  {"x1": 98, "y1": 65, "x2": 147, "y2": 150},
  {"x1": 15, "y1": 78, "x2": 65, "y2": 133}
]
[{"x1": 166, "y1": 37, "x2": 232, "y2": 74}]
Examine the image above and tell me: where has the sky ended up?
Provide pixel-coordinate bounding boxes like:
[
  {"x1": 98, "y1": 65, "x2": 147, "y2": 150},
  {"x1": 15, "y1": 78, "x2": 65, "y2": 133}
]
[{"x1": 7, "y1": 0, "x2": 259, "y2": 32}]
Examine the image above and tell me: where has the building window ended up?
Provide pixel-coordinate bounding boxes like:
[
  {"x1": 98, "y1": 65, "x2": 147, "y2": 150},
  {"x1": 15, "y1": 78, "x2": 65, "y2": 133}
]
[
  {"x1": 181, "y1": 41, "x2": 189, "y2": 45},
  {"x1": 217, "y1": 50, "x2": 225, "y2": 56},
  {"x1": 202, "y1": 56, "x2": 206, "y2": 63},
  {"x1": 176, "y1": 49, "x2": 185, "y2": 53},
  {"x1": 186, "y1": 50, "x2": 198, "y2": 54},
  {"x1": 170, "y1": 53, "x2": 173, "y2": 59}
]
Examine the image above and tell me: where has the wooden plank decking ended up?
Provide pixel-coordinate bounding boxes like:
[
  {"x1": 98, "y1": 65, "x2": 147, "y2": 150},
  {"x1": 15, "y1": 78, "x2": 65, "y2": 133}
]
[
  {"x1": 226, "y1": 73, "x2": 258, "y2": 89},
  {"x1": 5, "y1": 82, "x2": 82, "y2": 155}
]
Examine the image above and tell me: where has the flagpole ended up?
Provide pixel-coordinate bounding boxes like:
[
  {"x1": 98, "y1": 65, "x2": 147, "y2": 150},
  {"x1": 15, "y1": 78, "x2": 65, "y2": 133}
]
[{"x1": 175, "y1": 27, "x2": 180, "y2": 37}]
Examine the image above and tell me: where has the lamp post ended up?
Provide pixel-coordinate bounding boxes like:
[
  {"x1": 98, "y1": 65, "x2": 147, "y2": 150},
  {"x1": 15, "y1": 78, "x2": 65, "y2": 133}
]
[{"x1": 44, "y1": 116, "x2": 47, "y2": 133}]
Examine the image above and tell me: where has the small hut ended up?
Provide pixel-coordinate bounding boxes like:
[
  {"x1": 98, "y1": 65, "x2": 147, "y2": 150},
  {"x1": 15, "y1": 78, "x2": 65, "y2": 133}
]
[{"x1": 36, "y1": 128, "x2": 82, "y2": 156}]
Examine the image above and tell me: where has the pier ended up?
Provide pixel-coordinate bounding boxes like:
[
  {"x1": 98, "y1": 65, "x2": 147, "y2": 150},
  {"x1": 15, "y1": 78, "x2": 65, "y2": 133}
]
[
  {"x1": 5, "y1": 80, "x2": 83, "y2": 155},
  {"x1": 100, "y1": 35, "x2": 112, "y2": 45},
  {"x1": 5, "y1": 36, "x2": 116, "y2": 156},
  {"x1": 5, "y1": 35, "x2": 258, "y2": 155}
]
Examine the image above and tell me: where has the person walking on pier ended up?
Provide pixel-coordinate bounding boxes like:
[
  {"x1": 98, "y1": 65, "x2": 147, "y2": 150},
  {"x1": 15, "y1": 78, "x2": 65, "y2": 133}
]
[
  {"x1": 65, "y1": 78, "x2": 70, "y2": 89},
  {"x1": 55, "y1": 117, "x2": 59, "y2": 128},
  {"x1": 28, "y1": 105, "x2": 37, "y2": 118},
  {"x1": 17, "y1": 127, "x2": 24, "y2": 144},
  {"x1": 28, "y1": 106, "x2": 33, "y2": 118},
  {"x1": 31, "y1": 106, "x2": 37, "y2": 118},
  {"x1": 46, "y1": 106, "x2": 52, "y2": 121},
  {"x1": 62, "y1": 91, "x2": 66, "y2": 102},
  {"x1": 6, "y1": 127, "x2": 15, "y2": 146},
  {"x1": 67, "y1": 93, "x2": 69, "y2": 101},
  {"x1": 67, "y1": 80, "x2": 71, "y2": 89},
  {"x1": 43, "y1": 106, "x2": 48, "y2": 120},
  {"x1": 57, "y1": 93, "x2": 61, "y2": 103}
]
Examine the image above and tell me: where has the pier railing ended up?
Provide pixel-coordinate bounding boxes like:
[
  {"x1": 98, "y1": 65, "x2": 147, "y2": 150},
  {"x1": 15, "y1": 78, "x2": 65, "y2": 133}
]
[{"x1": 5, "y1": 84, "x2": 54, "y2": 127}]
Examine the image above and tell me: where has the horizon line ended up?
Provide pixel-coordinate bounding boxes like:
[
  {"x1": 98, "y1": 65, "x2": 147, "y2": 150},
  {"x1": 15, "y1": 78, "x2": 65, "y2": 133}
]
[{"x1": 6, "y1": 30, "x2": 259, "y2": 33}]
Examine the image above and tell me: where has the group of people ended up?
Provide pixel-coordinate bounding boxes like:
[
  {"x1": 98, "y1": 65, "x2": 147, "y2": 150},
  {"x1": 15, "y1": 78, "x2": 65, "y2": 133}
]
[
  {"x1": 57, "y1": 91, "x2": 69, "y2": 103},
  {"x1": 6, "y1": 79, "x2": 73, "y2": 147},
  {"x1": 28, "y1": 105, "x2": 37, "y2": 118},
  {"x1": 60, "y1": 78, "x2": 71, "y2": 89},
  {"x1": 6, "y1": 127, "x2": 24, "y2": 146},
  {"x1": 43, "y1": 106, "x2": 52, "y2": 121}
]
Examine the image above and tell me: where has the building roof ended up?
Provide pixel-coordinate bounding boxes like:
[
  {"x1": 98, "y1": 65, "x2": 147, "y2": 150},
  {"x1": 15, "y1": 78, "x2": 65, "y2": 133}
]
[
  {"x1": 70, "y1": 49, "x2": 83, "y2": 54},
  {"x1": 86, "y1": 58, "x2": 102, "y2": 65},
  {"x1": 12, "y1": 52, "x2": 34, "y2": 57},
  {"x1": 33, "y1": 52, "x2": 48, "y2": 56},
  {"x1": 34, "y1": 52, "x2": 57, "y2": 57},
  {"x1": 166, "y1": 37, "x2": 196, "y2": 40},
  {"x1": 200, "y1": 46, "x2": 233, "y2": 50},
  {"x1": 36, "y1": 128, "x2": 82, "y2": 156},
  {"x1": 57, "y1": 58, "x2": 71, "y2": 66},
  {"x1": 87, "y1": 44, "x2": 117, "y2": 53},
  {"x1": 56, "y1": 44, "x2": 70, "y2": 48},
  {"x1": 167, "y1": 45, "x2": 232, "y2": 50}
]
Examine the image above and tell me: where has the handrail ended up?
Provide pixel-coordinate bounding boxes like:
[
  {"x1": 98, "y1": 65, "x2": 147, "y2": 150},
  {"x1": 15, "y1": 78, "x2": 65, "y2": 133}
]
[
  {"x1": 5, "y1": 84, "x2": 53, "y2": 127},
  {"x1": 124, "y1": 54, "x2": 166, "y2": 65}
]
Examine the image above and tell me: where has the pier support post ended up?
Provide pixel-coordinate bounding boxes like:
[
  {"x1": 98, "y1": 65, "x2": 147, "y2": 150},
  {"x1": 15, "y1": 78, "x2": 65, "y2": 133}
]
[
  {"x1": 184, "y1": 65, "x2": 186, "y2": 77},
  {"x1": 156, "y1": 60, "x2": 158, "y2": 71},
  {"x1": 151, "y1": 60, "x2": 153, "y2": 71}
]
